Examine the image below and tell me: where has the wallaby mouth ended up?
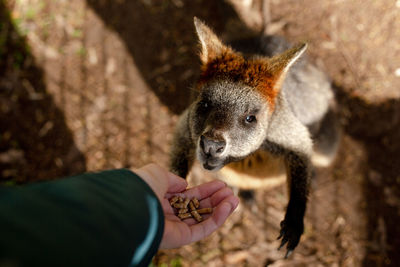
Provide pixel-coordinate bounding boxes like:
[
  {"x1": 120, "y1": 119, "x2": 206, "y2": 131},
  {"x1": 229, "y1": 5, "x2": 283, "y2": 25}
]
[
  {"x1": 197, "y1": 145, "x2": 225, "y2": 171},
  {"x1": 202, "y1": 161, "x2": 223, "y2": 171},
  {"x1": 203, "y1": 162, "x2": 217, "y2": 170}
]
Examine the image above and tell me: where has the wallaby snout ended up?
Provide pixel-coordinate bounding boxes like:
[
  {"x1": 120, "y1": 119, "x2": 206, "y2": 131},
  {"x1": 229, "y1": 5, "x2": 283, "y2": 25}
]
[{"x1": 200, "y1": 135, "x2": 226, "y2": 158}]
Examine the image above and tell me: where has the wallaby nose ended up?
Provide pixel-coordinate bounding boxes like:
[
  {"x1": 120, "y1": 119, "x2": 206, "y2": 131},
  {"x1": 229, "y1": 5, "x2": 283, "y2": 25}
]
[{"x1": 200, "y1": 135, "x2": 226, "y2": 157}]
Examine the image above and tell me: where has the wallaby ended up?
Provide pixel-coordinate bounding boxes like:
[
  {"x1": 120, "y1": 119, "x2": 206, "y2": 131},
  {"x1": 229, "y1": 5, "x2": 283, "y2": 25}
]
[{"x1": 170, "y1": 17, "x2": 340, "y2": 257}]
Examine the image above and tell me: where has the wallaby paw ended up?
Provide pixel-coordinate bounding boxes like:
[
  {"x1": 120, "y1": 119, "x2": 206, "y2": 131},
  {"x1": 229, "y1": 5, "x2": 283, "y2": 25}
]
[{"x1": 277, "y1": 219, "x2": 303, "y2": 258}]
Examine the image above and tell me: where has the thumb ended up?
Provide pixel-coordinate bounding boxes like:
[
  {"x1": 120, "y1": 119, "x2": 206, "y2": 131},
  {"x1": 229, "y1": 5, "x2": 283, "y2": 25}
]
[{"x1": 133, "y1": 164, "x2": 187, "y2": 201}]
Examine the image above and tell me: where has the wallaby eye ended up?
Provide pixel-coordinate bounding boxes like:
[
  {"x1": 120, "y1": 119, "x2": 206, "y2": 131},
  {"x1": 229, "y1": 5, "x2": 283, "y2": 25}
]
[
  {"x1": 198, "y1": 101, "x2": 209, "y2": 110},
  {"x1": 245, "y1": 115, "x2": 256, "y2": 123}
]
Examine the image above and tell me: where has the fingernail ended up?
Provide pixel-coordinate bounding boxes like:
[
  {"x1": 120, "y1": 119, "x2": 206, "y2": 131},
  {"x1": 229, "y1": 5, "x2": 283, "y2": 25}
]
[
  {"x1": 168, "y1": 172, "x2": 183, "y2": 179},
  {"x1": 217, "y1": 179, "x2": 227, "y2": 187},
  {"x1": 232, "y1": 196, "x2": 240, "y2": 210},
  {"x1": 168, "y1": 172, "x2": 188, "y2": 184},
  {"x1": 221, "y1": 201, "x2": 233, "y2": 213}
]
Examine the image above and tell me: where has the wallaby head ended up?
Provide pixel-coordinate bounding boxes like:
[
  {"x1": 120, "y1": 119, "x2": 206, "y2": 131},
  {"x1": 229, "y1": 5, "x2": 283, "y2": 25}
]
[{"x1": 190, "y1": 18, "x2": 307, "y2": 171}]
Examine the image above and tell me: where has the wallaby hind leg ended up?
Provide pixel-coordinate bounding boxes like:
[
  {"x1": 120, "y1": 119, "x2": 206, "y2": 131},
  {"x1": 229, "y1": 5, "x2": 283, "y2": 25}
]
[
  {"x1": 310, "y1": 107, "x2": 341, "y2": 168},
  {"x1": 238, "y1": 189, "x2": 256, "y2": 204}
]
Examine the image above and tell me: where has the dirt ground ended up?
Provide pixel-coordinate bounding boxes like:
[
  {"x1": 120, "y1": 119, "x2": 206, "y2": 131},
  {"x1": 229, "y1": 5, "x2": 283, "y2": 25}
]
[{"x1": 1, "y1": 0, "x2": 399, "y2": 266}]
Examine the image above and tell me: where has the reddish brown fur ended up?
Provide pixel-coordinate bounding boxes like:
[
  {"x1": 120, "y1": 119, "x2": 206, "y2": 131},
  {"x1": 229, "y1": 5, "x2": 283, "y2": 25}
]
[{"x1": 198, "y1": 51, "x2": 280, "y2": 109}]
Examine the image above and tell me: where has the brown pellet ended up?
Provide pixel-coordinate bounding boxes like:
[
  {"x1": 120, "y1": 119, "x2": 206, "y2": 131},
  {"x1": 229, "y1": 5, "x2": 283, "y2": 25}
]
[
  {"x1": 178, "y1": 208, "x2": 188, "y2": 214},
  {"x1": 189, "y1": 201, "x2": 196, "y2": 211},
  {"x1": 191, "y1": 210, "x2": 203, "y2": 222},
  {"x1": 182, "y1": 198, "x2": 190, "y2": 207},
  {"x1": 169, "y1": 196, "x2": 210, "y2": 223},
  {"x1": 197, "y1": 208, "x2": 213, "y2": 214},
  {"x1": 169, "y1": 196, "x2": 179, "y2": 205},
  {"x1": 178, "y1": 213, "x2": 192, "y2": 219},
  {"x1": 173, "y1": 203, "x2": 187, "y2": 209},
  {"x1": 192, "y1": 198, "x2": 200, "y2": 208}
]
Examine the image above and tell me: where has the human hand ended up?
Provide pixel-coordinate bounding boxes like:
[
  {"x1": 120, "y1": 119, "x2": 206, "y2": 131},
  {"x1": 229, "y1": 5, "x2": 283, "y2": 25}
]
[{"x1": 134, "y1": 164, "x2": 239, "y2": 249}]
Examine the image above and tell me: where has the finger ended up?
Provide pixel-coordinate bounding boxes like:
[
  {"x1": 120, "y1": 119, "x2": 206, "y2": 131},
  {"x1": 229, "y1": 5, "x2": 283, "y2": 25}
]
[
  {"x1": 166, "y1": 171, "x2": 188, "y2": 193},
  {"x1": 133, "y1": 164, "x2": 168, "y2": 199},
  {"x1": 199, "y1": 187, "x2": 234, "y2": 208},
  {"x1": 210, "y1": 195, "x2": 239, "y2": 225},
  {"x1": 182, "y1": 180, "x2": 226, "y2": 200},
  {"x1": 189, "y1": 195, "x2": 239, "y2": 243},
  {"x1": 134, "y1": 163, "x2": 187, "y2": 199},
  {"x1": 144, "y1": 164, "x2": 187, "y2": 193}
]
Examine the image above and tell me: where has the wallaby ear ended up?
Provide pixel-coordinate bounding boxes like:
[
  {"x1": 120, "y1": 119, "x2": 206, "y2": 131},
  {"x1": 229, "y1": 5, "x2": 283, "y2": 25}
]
[
  {"x1": 194, "y1": 17, "x2": 230, "y2": 64},
  {"x1": 268, "y1": 43, "x2": 307, "y2": 88}
]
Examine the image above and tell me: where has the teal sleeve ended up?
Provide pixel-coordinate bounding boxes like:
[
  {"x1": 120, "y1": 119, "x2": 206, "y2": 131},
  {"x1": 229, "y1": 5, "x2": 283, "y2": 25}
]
[{"x1": 0, "y1": 169, "x2": 164, "y2": 267}]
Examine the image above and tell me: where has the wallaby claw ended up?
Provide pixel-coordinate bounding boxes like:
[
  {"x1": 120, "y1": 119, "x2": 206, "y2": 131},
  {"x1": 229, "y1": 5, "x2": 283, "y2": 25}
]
[
  {"x1": 277, "y1": 219, "x2": 303, "y2": 258},
  {"x1": 277, "y1": 233, "x2": 283, "y2": 240},
  {"x1": 284, "y1": 249, "x2": 293, "y2": 259},
  {"x1": 278, "y1": 235, "x2": 288, "y2": 250}
]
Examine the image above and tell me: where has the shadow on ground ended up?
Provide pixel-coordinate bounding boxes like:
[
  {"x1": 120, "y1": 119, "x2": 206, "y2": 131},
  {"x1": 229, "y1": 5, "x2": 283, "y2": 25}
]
[
  {"x1": 336, "y1": 87, "x2": 400, "y2": 267},
  {"x1": 0, "y1": 2, "x2": 86, "y2": 183},
  {"x1": 86, "y1": 0, "x2": 254, "y2": 115}
]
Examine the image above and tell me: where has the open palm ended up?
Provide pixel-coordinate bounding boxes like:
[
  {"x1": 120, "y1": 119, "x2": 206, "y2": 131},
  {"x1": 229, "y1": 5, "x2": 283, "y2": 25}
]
[{"x1": 134, "y1": 164, "x2": 239, "y2": 249}]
